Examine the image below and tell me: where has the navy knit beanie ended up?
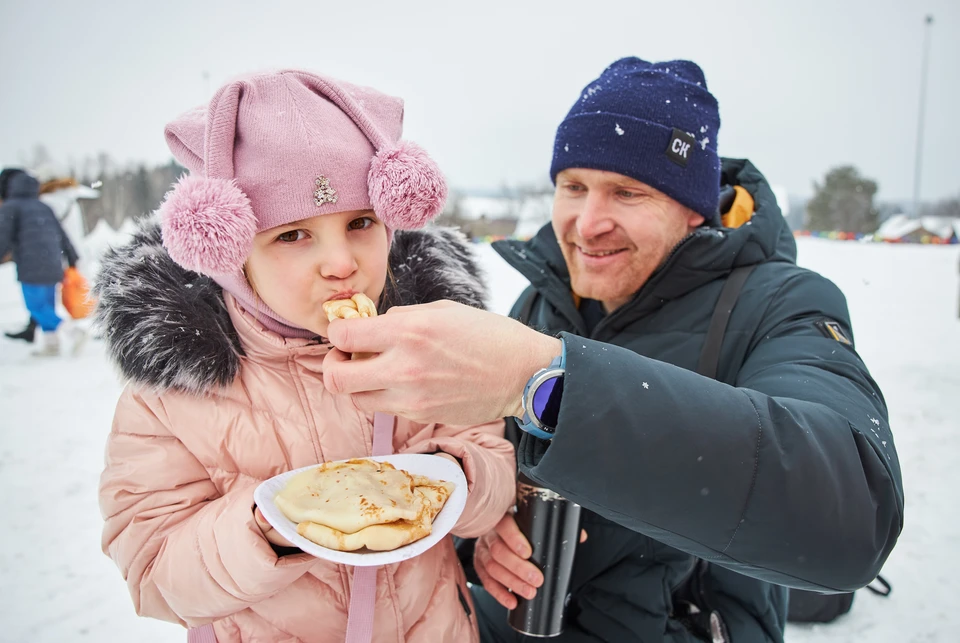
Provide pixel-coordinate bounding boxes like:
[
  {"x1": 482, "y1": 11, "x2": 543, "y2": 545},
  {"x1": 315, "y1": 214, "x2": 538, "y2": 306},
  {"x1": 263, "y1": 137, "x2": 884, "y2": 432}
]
[{"x1": 551, "y1": 57, "x2": 722, "y2": 224}]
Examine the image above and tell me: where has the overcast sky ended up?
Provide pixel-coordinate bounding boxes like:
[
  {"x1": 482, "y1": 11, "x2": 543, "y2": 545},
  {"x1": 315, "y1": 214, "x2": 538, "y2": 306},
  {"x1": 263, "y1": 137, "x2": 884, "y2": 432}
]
[{"x1": 1, "y1": 0, "x2": 957, "y2": 202}]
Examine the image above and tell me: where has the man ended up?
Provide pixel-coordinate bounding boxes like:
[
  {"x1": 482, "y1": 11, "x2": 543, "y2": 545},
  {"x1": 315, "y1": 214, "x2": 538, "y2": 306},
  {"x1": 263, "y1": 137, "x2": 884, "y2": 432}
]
[{"x1": 322, "y1": 58, "x2": 902, "y2": 641}]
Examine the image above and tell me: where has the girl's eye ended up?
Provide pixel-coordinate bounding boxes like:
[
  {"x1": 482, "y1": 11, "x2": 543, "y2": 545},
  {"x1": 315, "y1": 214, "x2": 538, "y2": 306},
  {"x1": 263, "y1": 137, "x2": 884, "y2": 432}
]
[
  {"x1": 276, "y1": 230, "x2": 305, "y2": 243},
  {"x1": 348, "y1": 217, "x2": 374, "y2": 231}
]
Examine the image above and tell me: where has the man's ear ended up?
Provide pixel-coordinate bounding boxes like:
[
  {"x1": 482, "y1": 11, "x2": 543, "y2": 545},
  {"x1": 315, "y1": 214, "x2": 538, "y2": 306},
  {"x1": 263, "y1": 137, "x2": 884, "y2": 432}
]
[{"x1": 687, "y1": 209, "x2": 706, "y2": 229}]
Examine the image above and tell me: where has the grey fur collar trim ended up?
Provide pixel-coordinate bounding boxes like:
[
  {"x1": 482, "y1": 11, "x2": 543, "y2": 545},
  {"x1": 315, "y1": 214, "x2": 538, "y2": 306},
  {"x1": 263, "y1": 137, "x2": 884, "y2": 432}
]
[{"x1": 93, "y1": 218, "x2": 487, "y2": 394}]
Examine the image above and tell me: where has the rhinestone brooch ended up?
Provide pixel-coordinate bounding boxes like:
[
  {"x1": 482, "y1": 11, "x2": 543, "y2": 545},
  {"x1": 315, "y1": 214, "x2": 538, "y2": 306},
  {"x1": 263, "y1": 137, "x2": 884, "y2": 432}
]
[{"x1": 314, "y1": 176, "x2": 338, "y2": 206}]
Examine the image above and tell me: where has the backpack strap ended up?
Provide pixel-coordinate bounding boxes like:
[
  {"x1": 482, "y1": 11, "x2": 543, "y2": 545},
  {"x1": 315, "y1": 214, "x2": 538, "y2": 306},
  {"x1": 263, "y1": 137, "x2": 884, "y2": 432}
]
[
  {"x1": 673, "y1": 265, "x2": 757, "y2": 641},
  {"x1": 696, "y1": 265, "x2": 756, "y2": 379},
  {"x1": 866, "y1": 575, "x2": 892, "y2": 597}
]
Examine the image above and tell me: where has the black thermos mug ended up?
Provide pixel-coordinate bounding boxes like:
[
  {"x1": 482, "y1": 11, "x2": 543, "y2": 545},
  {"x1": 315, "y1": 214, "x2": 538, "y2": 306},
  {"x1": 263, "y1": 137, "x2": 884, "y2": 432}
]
[{"x1": 507, "y1": 473, "x2": 582, "y2": 637}]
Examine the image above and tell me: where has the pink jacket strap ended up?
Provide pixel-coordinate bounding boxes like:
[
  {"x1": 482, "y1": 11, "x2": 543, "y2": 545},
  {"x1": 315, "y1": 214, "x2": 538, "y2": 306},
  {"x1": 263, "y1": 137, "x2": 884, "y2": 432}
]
[
  {"x1": 344, "y1": 411, "x2": 396, "y2": 643},
  {"x1": 370, "y1": 411, "x2": 394, "y2": 458},
  {"x1": 187, "y1": 624, "x2": 217, "y2": 643}
]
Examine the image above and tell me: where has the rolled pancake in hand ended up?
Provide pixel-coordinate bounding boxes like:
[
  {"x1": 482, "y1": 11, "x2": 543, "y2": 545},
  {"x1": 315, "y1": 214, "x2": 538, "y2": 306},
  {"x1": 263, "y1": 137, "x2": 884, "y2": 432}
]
[
  {"x1": 275, "y1": 458, "x2": 456, "y2": 552},
  {"x1": 322, "y1": 293, "x2": 377, "y2": 359},
  {"x1": 322, "y1": 293, "x2": 377, "y2": 320}
]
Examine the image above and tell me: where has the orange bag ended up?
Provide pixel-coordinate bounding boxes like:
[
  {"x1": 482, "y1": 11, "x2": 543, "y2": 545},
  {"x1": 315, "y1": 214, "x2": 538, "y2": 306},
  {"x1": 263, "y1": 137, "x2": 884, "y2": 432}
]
[{"x1": 62, "y1": 267, "x2": 96, "y2": 319}]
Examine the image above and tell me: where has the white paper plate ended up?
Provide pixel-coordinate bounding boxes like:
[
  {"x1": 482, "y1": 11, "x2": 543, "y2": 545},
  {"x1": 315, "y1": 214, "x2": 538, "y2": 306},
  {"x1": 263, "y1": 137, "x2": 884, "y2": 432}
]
[{"x1": 254, "y1": 454, "x2": 467, "y2": 567}]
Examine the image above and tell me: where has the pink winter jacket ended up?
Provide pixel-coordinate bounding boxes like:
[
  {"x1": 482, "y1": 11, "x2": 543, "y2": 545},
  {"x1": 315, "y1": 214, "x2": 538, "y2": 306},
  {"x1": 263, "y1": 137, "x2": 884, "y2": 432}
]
[{"x1": 99, "y1": 289, "x2": 515, "y2": 640}]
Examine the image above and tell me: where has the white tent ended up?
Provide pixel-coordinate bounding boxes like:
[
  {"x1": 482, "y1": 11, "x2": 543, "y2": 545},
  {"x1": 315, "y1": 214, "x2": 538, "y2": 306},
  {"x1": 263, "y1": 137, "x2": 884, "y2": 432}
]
[{"x1": 39, "y1": 183, "x2": 100, "y2": 260}]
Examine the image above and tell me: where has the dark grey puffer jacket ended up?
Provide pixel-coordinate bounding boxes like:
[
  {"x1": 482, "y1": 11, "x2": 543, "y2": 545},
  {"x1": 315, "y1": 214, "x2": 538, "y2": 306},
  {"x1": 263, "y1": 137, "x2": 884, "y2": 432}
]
[
  {"x1": 490, "y1": 158, "x2": 902, "y2": 643},
  {"x1": 0, "y1": 173, "x2": 79, "y2": 284}
]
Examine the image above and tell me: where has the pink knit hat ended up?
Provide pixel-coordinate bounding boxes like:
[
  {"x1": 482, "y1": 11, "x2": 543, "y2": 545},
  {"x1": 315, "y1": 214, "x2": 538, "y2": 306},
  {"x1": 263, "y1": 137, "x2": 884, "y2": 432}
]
[{"x1": 157, "y1": 69, "x2": 447, "y2": 337}]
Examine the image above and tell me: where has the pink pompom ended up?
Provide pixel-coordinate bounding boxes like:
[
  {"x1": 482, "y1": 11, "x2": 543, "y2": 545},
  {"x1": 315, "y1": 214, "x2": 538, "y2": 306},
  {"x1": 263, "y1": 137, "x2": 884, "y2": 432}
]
[
  {"x1": 368, "y1": 141, "x2": 447, "y2": 230},
  {"x1": 158, "y1": 175, "x2": 257, "y2": 276}
]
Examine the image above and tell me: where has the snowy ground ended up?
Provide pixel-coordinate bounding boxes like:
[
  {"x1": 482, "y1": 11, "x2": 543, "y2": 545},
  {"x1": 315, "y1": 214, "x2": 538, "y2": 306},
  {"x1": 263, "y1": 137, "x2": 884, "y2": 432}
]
[{"x1": 0, "y1": 235, "x2": 957, "y2": 642}]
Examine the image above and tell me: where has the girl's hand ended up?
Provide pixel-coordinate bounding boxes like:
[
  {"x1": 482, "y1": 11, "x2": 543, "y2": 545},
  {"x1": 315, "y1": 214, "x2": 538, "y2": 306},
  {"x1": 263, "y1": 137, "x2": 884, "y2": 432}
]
[{"x1": 254, "y1": 506, "x2": 296, "y2": 549}]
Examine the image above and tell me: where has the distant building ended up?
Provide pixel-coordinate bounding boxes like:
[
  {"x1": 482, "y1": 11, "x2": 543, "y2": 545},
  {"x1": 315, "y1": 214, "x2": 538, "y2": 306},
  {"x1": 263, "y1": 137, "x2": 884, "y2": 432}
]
[{"x1": 875, "y1": 214, "x2": 960, "y2": 243}]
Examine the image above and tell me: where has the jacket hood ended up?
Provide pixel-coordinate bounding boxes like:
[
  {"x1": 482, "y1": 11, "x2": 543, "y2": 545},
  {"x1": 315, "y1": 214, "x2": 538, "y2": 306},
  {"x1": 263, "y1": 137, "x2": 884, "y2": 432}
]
[
  {"x1": 493, "y1": 158, "x2": 795, "y2": 333},
  {"x1": 94, "y1": 218, "x2": 488, "y2": 394},
  {"x1": 6, "y1": 173, "x2": 40, "y2": 199}
]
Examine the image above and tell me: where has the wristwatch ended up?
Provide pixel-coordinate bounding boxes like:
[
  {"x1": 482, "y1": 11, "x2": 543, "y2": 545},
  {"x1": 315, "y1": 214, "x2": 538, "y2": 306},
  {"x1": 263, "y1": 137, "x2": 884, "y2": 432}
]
[{"x1": 516, "y1": 342, "x2": 566, "y2": 440}]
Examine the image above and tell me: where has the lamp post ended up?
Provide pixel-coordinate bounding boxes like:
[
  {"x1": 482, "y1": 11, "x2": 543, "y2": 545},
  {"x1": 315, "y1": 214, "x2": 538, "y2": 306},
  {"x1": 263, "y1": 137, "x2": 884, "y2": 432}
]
[{"x1": 912, "y1": 15, "x2": 934, "y2": 217}]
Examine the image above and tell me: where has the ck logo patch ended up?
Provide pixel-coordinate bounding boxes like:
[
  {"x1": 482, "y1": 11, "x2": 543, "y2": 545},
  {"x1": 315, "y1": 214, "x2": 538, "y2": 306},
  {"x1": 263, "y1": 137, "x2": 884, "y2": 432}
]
[
  {"x1": 665, "y1": 128, "x2": 696, "y2": 167},
  {"x1": 816, "y1": 319, "x2": 852, "y2": 346}
]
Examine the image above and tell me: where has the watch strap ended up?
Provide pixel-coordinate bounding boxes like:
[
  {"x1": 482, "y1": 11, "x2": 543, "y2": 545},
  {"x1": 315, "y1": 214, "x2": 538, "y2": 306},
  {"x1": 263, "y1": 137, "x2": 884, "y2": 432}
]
[{"x1": 517, "y1": 339, "x2": 566, "y2": 439}]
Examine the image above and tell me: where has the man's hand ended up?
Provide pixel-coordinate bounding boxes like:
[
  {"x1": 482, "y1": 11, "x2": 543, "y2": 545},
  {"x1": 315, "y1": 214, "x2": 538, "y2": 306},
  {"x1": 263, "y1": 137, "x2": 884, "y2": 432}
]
[
  {"x1": 322, "y1": 301, "x2": 562, "y2": 425},
  {"x1": 474, "y1": 513, "x2": 542, "y2": 610},
  {"x1": 474, "y1": 513, "x2": 588, "y2": 610}
]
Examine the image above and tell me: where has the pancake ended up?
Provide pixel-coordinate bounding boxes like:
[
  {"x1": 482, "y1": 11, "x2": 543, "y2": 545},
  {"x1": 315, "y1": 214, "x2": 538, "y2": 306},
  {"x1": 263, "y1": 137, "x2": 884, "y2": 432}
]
[
  {"x1": 275, "y1": 458, "x2": 456, "y2": 552},
  {"x1": 322, "y1": 293, "x2": 377, "y2": 359},
  {"x1": 322, "y1": 293, "x2": 377, "y2": 320}
]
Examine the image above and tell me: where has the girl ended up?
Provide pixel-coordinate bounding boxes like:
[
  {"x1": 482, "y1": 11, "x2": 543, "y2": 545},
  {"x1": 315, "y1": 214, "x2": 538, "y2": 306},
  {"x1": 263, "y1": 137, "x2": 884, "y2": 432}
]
[{"x1": 96, "y1": 69, "x2": 515, "y2": 643}]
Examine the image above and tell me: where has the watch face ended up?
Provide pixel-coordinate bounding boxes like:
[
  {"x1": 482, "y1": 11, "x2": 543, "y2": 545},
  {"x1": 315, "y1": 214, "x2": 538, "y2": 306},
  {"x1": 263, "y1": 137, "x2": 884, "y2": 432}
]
[{"x1": 533, "y1": 374, "x2": 564, "y2": 430}]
